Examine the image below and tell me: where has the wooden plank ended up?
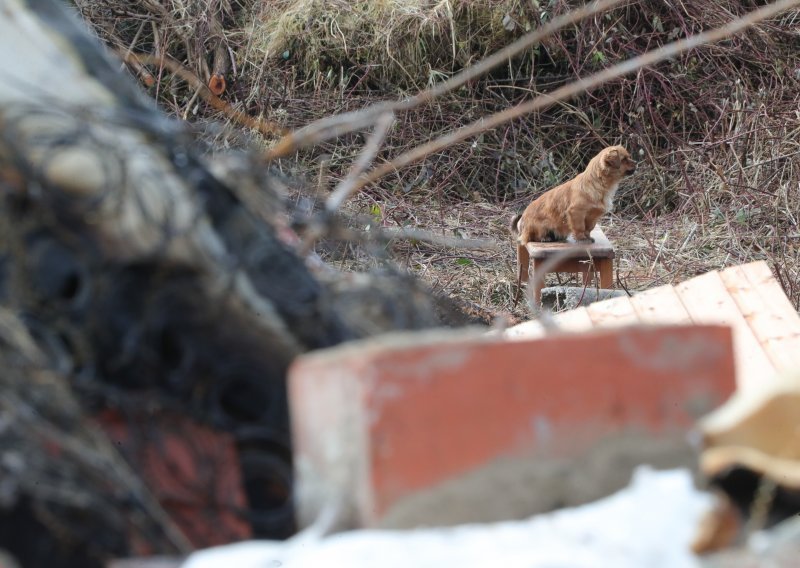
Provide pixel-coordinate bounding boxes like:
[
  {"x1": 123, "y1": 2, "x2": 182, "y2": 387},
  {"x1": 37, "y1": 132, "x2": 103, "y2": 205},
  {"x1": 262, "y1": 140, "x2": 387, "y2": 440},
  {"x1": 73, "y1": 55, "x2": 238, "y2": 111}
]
[
  {"x1": 674, "y1": 270, "x2": 776, "y2": 393},
  {"x1": 719, "y1": 262, "x2": 800, "y2": 373},
  {"x1": 506, "y1": 307, "x2": 596, "y2": 339},
  {"x1": 630, "y1": 284, "x2": 693, "y2": 325},
  {"x1": 586, "y1": 295, "x2": 641, "y2": 328},
  {"x1": 504, "y1": 320, "x2": 545, "y2": 340},
  {"x1": 526, "y1": 225, "x2": 615, "y2": 259},
  {"x1": 506, "y1": 306, "x2": 596, "y2": 339},
  {"x1": 739, "y1": 262, "x2": 800, "y2": 317},
  {"x1": 553, "y1": 306, "x2": 596, "y2": 333}
]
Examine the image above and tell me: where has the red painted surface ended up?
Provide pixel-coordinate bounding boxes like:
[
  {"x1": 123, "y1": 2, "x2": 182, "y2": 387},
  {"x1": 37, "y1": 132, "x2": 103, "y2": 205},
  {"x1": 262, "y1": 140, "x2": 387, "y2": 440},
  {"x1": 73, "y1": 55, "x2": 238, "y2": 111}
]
[
  {"x1": 290, "y1": 325, "x2": 736, "y2": 526},
  {"x1": 94, "y1": 410, "x2": 251, "y2": 552}
]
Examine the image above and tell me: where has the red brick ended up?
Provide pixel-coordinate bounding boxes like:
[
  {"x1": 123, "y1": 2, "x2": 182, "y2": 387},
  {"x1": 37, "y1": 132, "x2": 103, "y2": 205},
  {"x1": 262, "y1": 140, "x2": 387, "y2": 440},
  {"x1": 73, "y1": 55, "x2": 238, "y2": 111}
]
[{"x1": 289, "y1": 325, "x2": 736, "y2": 528}]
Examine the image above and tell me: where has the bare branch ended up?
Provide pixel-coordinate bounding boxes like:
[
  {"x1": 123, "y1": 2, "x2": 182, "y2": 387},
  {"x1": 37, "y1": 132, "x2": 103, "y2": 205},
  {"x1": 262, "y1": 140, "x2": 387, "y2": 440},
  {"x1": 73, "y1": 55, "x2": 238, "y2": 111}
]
[
  {"x1": 264, "y1": 0, "x2": 627, "y2": 160},
  {"x1": 400, "y1": 0, "x2": 627, "y2": 108},
  {"x1": 352, "y1": 0, "x2": 800, "y2": 195}
]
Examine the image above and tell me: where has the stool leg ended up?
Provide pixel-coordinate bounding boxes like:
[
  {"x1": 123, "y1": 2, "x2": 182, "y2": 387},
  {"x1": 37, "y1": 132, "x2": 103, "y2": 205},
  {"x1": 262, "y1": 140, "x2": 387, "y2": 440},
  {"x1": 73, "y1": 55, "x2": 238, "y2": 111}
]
[
  {"x1": 532, "y1": 258, "x2": 544, "y2": 305},
  {"x1": 517, "y1": 244, "x2": 530, "y2": 284},
  {"x1": 512, "y1": 244, "x2": 530, "y2": 308},
  {"x1": 599, "y1": 258, "x2": 613, "y2": 289}
]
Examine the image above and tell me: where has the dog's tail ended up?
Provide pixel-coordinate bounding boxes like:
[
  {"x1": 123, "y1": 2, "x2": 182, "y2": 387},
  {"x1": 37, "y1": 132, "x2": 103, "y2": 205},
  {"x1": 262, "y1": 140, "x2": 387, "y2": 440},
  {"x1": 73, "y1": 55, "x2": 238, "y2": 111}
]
[{"x1": 509, "y1": 213, "x2": 522, "y2": 235}]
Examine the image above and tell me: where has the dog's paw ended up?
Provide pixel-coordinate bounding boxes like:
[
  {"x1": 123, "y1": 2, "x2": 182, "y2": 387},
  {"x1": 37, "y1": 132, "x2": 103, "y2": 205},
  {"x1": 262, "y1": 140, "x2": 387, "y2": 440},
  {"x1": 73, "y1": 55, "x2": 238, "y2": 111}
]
[{"x1": 574, "y1": 236, "x2": 595, "y2": 244}]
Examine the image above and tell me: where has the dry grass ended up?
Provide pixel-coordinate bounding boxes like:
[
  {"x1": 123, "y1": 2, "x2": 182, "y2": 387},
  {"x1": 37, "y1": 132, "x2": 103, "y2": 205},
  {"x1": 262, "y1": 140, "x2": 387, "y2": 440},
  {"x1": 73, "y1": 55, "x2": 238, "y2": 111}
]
[
  {"x1": 243, "y1": 0, "x2": 551, "y2": 94},
  {"x1": 75, "y1": 0, "x2": 800, "y2": 319}
]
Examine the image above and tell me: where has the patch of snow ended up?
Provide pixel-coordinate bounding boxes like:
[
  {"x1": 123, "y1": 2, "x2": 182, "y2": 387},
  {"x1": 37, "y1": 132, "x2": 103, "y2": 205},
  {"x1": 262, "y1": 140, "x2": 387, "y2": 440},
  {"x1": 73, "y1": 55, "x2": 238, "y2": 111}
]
[{"x1": 183, "y1": 466, "x2": 711, "y2": 568}]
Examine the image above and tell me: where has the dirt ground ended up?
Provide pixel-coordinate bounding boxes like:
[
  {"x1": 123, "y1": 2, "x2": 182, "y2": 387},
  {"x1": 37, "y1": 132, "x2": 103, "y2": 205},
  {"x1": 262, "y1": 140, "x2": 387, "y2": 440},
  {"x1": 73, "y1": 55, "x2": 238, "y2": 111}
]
[{"x1": 305, "y1": 179, "x2": 744, "y2": 326}]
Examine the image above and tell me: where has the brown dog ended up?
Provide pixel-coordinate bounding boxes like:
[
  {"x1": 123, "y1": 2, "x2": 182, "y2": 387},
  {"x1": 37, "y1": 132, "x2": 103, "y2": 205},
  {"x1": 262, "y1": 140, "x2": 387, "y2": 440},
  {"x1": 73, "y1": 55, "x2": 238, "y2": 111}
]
[
  {"x1": 510, "y1": 146, "x2": 636, "y2": 307},
  {"x1": 510, "y1": 145, "x2": 636, "y2": 245}
]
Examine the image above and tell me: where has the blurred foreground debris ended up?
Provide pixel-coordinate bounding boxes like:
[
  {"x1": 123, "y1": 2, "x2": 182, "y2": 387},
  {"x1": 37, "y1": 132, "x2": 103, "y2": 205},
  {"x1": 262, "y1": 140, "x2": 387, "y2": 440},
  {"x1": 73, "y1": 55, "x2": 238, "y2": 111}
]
[
  {"x1": 0, "y1": 307, "x2": 190, "y2": 564},
  {"x1": 0, "y1": 1, "x2": 466, "y2": 565},
  {"x1": 702, "y1": 516, "x2": 800, "y2": 567},
  {"x1": 692, "y1": 374, "x2": 800, "y2": 555}
]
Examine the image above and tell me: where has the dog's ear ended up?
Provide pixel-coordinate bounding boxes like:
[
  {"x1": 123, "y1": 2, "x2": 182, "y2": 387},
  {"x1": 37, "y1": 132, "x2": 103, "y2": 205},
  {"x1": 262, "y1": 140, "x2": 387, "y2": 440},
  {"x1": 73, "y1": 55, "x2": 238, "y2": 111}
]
[{"x1": 605, "y1": 148, "x2": 621, "y2": 168}]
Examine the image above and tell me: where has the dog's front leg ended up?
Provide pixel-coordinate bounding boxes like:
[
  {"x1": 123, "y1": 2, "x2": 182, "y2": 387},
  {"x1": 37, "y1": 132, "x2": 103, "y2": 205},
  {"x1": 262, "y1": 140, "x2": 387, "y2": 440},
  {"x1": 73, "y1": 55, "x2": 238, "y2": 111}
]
[{"x1": 567, "y1": 209, "x2": 594, "y2": 243}]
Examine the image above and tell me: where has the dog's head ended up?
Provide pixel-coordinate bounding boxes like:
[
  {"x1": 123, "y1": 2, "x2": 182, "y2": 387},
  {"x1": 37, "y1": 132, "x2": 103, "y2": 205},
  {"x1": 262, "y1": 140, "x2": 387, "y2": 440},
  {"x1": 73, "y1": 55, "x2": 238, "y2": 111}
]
[{"x1": 600, "y1": 146, "x2": 637, "y2": 177}]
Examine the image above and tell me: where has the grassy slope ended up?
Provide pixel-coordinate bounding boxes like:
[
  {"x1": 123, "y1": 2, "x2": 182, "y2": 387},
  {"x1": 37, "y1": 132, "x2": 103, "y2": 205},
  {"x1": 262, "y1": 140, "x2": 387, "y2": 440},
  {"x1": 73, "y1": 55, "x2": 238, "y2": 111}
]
[{"x1": 77, "y1": 0, "x2": 800, "y2": 319}]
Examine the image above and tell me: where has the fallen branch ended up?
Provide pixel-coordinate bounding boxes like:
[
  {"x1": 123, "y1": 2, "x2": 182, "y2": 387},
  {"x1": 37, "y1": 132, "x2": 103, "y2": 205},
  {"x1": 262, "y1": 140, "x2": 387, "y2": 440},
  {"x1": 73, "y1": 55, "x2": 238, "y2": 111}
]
[{"x1": 122, "y1": 51, "x2": 287, "y2": 137}]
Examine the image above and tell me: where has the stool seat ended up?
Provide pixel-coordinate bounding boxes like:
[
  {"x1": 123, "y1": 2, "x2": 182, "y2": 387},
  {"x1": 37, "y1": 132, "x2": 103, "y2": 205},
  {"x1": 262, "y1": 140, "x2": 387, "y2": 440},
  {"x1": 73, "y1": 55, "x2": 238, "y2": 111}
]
[
  {"x1": 516, "y1": 225, "x2": 616, "y2": 305},
  {"x1": 526, "y1": 226, "x2": 615, "y2": 259}
]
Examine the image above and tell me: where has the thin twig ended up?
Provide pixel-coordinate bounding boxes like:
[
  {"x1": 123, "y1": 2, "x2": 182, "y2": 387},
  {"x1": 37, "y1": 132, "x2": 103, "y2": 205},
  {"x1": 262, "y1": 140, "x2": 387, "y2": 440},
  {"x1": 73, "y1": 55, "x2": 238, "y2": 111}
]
[
  {"x1": 326, "y1": 112, "x2": 396, "y2": 212},
  {"x1": 380, "y1": 227, "x2": 501, "y2": 251}
]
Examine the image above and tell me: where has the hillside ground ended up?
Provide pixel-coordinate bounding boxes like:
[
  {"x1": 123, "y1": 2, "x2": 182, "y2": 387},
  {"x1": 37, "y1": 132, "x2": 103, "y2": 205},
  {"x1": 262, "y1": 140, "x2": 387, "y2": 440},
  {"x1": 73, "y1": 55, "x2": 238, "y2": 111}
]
[{"x1": 76, "y1": 0, "x2": 800, "y2": 322}]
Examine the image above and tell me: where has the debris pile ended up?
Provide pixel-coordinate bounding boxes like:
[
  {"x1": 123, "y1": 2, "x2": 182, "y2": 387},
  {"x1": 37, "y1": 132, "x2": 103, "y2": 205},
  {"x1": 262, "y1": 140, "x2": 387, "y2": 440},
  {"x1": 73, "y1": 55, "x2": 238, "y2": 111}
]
[{"x1": 0, "y1": 3, "x2": 458, "y2": 566}]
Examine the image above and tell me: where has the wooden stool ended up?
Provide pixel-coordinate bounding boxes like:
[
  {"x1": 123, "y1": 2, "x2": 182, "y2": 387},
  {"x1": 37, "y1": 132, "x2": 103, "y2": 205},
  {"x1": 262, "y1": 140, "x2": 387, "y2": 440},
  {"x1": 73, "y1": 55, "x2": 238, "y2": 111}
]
[{"x1": 517, "y1": 225, "x2": 615, "y2": 305}]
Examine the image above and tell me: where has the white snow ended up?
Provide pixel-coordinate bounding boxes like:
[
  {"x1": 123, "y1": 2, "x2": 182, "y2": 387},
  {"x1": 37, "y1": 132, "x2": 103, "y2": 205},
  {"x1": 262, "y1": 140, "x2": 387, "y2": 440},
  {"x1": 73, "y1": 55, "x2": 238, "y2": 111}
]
[{"x1": 183, "y1": 466, "x2": 711, "y2": 568}]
